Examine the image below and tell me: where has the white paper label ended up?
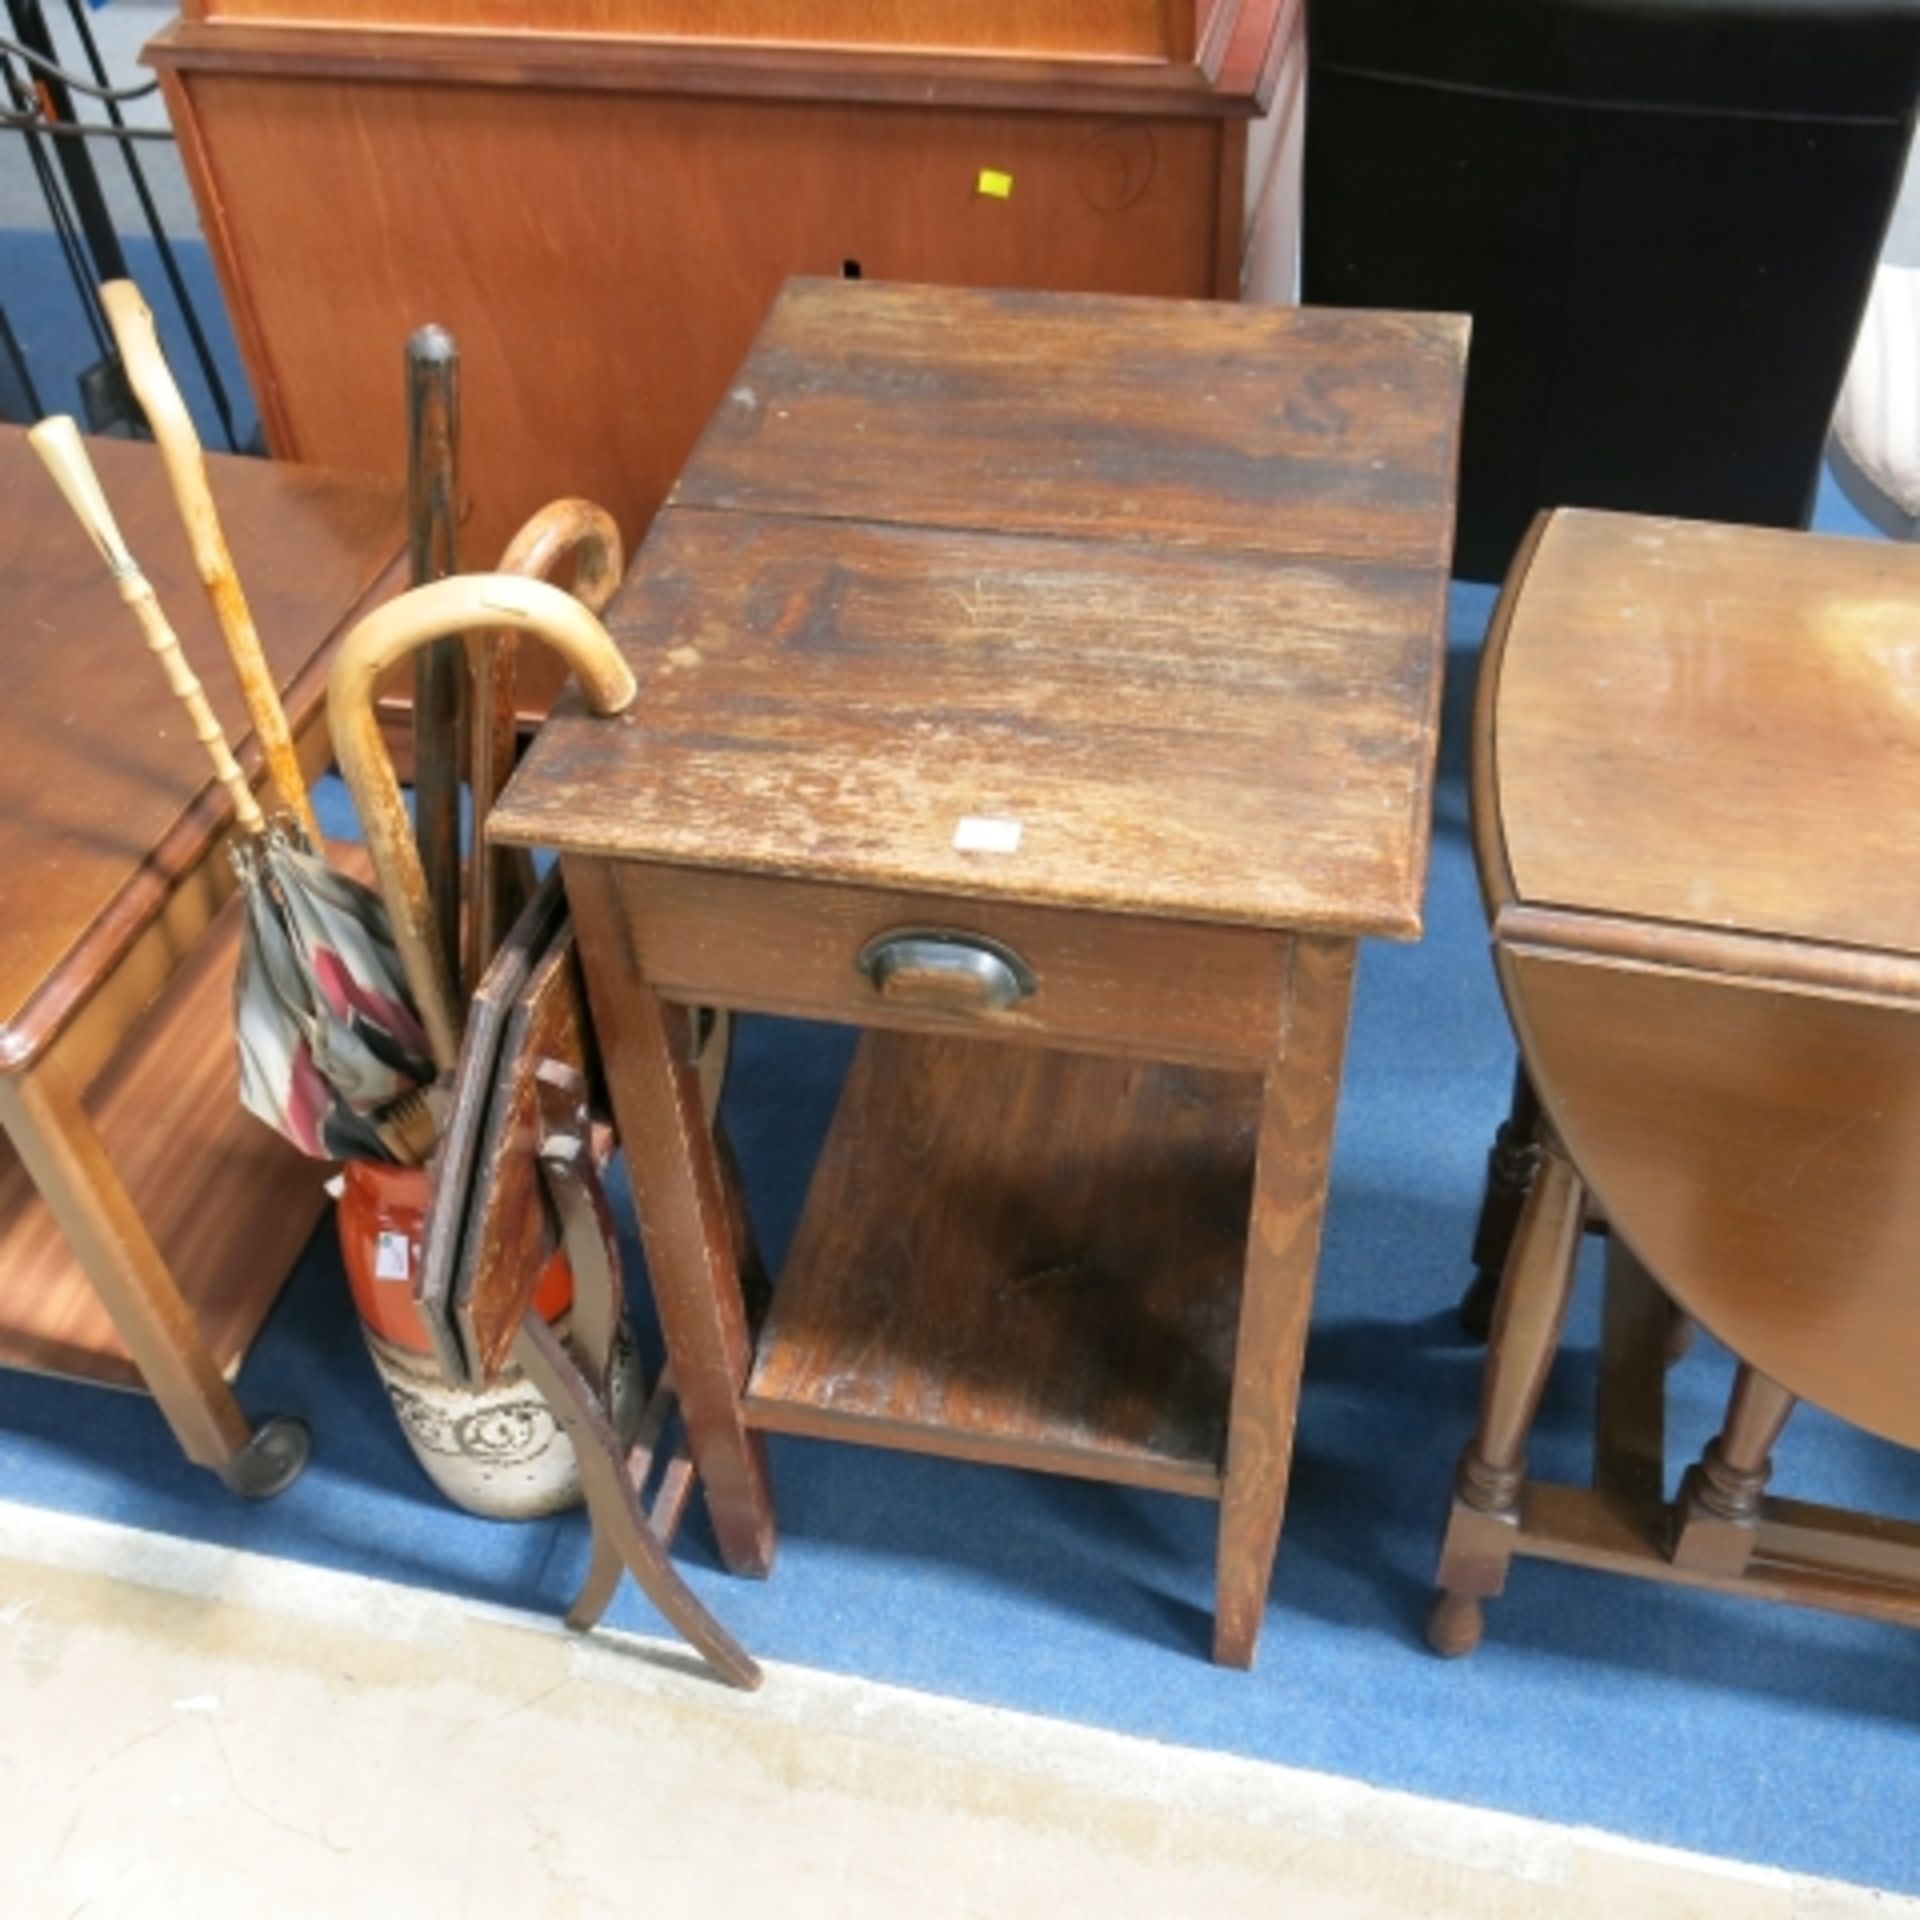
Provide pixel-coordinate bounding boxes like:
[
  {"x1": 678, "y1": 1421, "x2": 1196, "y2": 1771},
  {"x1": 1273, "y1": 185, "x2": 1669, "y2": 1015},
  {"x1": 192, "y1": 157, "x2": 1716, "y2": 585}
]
[
  {"x1": 374, "y1": 1231, "x2": 412, "y2": 1283},
  {"x1": 952, "y1": 815, "x2": 1023, "y2": 854}
]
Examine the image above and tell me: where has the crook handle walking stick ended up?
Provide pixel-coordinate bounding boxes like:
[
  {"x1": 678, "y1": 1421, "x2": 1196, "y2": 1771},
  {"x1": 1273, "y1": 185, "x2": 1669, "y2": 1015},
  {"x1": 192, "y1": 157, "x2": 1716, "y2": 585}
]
[
  {"x1": 329, "y1": 572, "x2": 636, "y2": 1073},
  {"x1": 469, "y1": 499, "x2": 624, "y2": 985}
]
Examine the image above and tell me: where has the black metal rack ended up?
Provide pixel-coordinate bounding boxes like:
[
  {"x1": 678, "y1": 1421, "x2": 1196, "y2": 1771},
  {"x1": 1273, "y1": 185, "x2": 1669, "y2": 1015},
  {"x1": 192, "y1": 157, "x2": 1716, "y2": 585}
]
[{"x1": 1, "y1": 0, "x2": 242, "y2": 446}]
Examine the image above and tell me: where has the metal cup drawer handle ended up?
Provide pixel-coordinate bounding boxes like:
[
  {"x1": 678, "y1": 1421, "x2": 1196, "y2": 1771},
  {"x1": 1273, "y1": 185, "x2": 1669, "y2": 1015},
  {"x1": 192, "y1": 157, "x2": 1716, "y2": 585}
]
[{"x1": 855, "y1": 930, "x2": 1036, "y2": 1013}]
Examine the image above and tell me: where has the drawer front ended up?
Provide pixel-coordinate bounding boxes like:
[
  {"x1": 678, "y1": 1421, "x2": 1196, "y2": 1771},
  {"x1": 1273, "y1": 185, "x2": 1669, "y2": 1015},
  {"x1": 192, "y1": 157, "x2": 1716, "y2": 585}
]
[{"x1": 602, "y1": 863, "x2": 1290, "y2": 1070}]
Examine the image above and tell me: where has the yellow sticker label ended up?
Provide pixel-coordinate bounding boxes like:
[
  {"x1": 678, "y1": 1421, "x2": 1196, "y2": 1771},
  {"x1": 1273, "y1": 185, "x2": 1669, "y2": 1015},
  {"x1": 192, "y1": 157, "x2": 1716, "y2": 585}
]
[{"x1": 976, "y1": 169, "x2": 1013, "y2": 200}]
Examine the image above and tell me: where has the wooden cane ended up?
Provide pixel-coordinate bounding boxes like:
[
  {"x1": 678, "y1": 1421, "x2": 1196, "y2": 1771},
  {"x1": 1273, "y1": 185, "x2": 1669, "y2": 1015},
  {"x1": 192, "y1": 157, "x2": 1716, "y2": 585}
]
[
  {"x1": 468, "y1": 500, "x2": 624, "y2": 986},
  {"x1": 99, "y1": 281, "x2": 320, "y2": 848},
  {"x1": 329, "y1": 573, "x2": 637, "y2": 1072},
  {"x1": 405, "y1": 327, "x2": 465, "y2": 1002},
  {"x1": 29, "y1": 416, "x2": 265, "y2": 838}
]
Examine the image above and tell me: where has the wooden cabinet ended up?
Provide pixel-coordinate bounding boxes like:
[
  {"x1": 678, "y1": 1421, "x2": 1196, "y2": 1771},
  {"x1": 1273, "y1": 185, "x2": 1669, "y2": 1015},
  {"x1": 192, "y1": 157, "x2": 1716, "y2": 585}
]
[
  {"x1": 177, "y1": 0, "x2": 1223, "y2": 62},
  {"x1": 149, "y1": 2, "x2": 1302, "y2": 602}
]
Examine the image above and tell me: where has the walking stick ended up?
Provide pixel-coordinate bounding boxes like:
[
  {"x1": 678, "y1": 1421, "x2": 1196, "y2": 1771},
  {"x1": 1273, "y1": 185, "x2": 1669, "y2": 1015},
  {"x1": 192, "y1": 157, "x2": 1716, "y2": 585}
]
[{"x1": 100, "y1": 279, "x2": 320, "y2": 847}]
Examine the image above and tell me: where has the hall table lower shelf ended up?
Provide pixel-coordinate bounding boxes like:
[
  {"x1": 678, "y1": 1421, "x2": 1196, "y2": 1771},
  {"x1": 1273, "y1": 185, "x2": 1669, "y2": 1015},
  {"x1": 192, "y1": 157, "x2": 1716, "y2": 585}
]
[
  {"x1": 491, "y1": 277, "x2": 1468, "y2": 1665},
  {"x1": 745, "y1": 1033, "x2": 1263, "y2": 1495}
]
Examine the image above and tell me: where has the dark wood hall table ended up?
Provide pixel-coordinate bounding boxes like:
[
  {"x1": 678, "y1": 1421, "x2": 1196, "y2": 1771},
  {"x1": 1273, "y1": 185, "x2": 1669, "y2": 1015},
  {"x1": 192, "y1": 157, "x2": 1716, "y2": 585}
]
[{"x1": 492, "y1": 279, "x2": 1467, "y2": 1664}]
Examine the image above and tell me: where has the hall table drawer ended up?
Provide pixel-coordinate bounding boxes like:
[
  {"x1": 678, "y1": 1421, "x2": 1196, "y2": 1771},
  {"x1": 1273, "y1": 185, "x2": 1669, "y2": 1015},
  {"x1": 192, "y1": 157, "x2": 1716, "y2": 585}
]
[{"x1": 593, "y1": 860, "x2": 1292, "y2": 1070}]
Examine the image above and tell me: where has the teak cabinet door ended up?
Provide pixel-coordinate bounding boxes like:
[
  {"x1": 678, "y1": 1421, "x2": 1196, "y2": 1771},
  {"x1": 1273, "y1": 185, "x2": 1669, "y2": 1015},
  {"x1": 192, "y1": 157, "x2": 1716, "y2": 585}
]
[{"x1": 166, "y1": 76, "x2": 1238, "y2": 568}]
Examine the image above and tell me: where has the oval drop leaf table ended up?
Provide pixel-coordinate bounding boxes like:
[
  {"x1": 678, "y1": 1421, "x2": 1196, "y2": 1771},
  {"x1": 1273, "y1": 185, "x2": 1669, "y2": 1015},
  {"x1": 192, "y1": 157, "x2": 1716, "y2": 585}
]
[{"x1": 1433, "y1": 507, "x2": 1920, "y2": 1655}]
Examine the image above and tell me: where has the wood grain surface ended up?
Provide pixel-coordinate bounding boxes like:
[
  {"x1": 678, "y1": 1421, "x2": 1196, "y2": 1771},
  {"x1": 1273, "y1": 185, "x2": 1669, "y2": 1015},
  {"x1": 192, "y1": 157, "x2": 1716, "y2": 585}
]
[
  {"x1": 456, "y1": 924, "x2": 599, "y2": 1382},
  {"x1": 498, "y1": 516, "x2": 1444, "y2": 934},
  {"x1": 0, "y1": 424, "x2": 403, "y2": 1065},
  {"x1": 1479, "y1": 507, "x2": 1920, "y2": 1456},
  {"x1": 1503, "y1": 942, "x2": 1920, "y2": 1454},
  {"x1": 150, "y1": 0, "x2": 1303, "y2": 690},
  {"x1": 416, "y1": 868, "x2": 570, "y2": 1384},
  {"x1": 674, "y1": 280, "x2": 1466, "y2": 567},
  {"x1": 178, "y1": 0, "x2": 1209, "y2": 63},
  {"x1": 564, "y1": 858, "x2": 777, "y2": 1577},
  {"x1": 524, "y1": 278, "x2": 1460, "y2": 1661},
  {"x1": 1493, "y1": 509, "x2": 1920, "y2": 957},
  {"x1": 745, "y1": 1028, "x2": 1261, "y2": 1493},
  {"x1": 155, "y1": 75, "x2": 1237, "y2": 577},
  {"x1": 494, "y1": 284, "x2": 1465, "y2": 939},
  {"x1": 1213, "y1": 932, "x2": 1353, "y2": 1665},
  {"x1": 152, "y1": 9, "x2": 1274, "y2": 114},
  {"x1": 0, "y1": 891, "x2": 329, "y2": 1390}
]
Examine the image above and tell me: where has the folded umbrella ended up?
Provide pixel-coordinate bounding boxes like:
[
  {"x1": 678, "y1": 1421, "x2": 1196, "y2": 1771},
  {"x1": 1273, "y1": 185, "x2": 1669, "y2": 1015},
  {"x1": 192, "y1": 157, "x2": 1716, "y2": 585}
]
[
  {"x1": 28, "y1": 415, "x2": 438, "y2": 1165},
  {"x1": 231, "y1": 830, "x2": 437, "y2": 1162}
]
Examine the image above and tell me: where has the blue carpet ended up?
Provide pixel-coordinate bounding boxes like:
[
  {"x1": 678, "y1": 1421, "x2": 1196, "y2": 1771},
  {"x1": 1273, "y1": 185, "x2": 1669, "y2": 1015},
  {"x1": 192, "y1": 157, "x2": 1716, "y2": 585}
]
[
  {"x1": 3, "y1": 226, "x2": 1916, "y2": 1893},
  {"x1": 2, "y1": 227, "x2": 257, "y2": 447}
]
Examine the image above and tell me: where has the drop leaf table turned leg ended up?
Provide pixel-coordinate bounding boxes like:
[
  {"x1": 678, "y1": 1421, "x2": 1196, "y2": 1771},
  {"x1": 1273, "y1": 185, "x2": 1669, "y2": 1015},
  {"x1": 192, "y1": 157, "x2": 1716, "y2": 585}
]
[
  {"x1": 1460, "y1": 1066, "x2": 1544, "y2": 1339},
  {"x1": 1671, "y1": 1368, "x2": 1799, "y2": 1579},
  {"x1": 1430, "y1": 1130, "x2": 1587, "y2": 1658}
]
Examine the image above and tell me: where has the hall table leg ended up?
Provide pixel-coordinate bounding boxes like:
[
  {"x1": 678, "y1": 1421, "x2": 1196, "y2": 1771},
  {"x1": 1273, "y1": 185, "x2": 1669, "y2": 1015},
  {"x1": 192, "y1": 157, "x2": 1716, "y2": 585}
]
[
  {"x1": 566, "y1": 860, "x2": 777, "y2": 1578},
  {"x1": 1215, "y1": 935, "x2": 1357, "y2": 1668}
]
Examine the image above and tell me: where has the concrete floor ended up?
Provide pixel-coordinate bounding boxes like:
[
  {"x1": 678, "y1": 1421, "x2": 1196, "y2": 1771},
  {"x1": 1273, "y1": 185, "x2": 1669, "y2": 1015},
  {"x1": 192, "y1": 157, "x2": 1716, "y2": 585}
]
[{"x1": 0, "y1": 1497, "x2": 1910, "y2": 1920}]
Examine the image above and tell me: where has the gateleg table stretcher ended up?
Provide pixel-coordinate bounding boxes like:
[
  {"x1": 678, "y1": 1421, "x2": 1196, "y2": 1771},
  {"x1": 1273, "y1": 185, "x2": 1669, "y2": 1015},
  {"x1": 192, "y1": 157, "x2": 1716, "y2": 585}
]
[{"x1": 491, "y1": 279, "x2": 1467, "y2": 1664}]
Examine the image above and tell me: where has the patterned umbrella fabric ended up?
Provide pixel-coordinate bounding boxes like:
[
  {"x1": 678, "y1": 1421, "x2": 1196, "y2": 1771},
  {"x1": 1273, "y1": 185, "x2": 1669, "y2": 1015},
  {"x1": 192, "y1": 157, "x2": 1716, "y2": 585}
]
[
  {"x1": 233, "y1": 829, "x2": 437, "y2": 1162},
  {"x1": 28, "y1": 414, "x2": 438, "y2": 1166}
]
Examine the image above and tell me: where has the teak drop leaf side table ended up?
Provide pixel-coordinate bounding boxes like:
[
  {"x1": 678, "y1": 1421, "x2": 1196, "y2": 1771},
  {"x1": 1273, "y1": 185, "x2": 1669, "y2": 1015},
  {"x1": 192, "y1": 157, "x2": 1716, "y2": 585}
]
[
  {"x1": 0, "y1": 425, "x2": 403, "y2": 1491},
  {"x1": 491, "y1": 279, "x2": 1468, "y2": 1665}
]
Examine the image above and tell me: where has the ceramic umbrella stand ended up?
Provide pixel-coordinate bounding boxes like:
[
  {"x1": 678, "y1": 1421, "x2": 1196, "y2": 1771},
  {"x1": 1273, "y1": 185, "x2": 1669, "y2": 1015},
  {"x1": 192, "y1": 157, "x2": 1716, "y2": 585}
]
[
  {"x1": 338, "y1": 1156, "x2": 642, "y2": 1518},
  {"x1": 325, "y1": 549, "x2": 645, "y2": 1523}
]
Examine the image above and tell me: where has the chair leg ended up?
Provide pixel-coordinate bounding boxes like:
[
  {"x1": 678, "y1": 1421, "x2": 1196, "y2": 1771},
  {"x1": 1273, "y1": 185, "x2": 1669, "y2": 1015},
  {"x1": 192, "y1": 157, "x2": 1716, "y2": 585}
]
[
  {"x1": 513, "y1": 1313, "x2": 759, "y2": 1690},
  {"x1": 1671, "y1": 1366, "x2": 1797, "y2": 1577},
  {"x1": 1431, "y1": 1131, "x2": 1586, "y2": 1656},
  {"x1": 567, "y1": 1528, "x2": 624, "y2": 1633},
  {"x1": 529, "y1": 1079, "x2": 757, "y2": 1684},
  {"x1": 1460, "y1": 1065, "x2": 1542, "y2": 1338}
]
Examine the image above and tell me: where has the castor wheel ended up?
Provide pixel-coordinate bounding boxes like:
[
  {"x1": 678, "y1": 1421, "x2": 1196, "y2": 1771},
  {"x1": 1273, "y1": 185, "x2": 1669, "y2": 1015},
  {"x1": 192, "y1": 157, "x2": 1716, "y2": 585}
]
[
  {"x1": 1457, "y1": 1268, "x2": 1500, "y2": 1341},
  {"x1": 218, "y1": 1415, "x2": 311, "y2": 1499},
  {"x1": 1426, "y1": 1589, "x2": 1485, "y2": 1658}
]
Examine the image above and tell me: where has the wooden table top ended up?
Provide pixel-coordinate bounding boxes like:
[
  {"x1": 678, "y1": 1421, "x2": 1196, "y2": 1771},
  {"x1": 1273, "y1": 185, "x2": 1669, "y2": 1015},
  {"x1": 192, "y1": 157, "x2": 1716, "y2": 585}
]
[
  {"x1": 0, "y1": 426, "x2": 403, "y2": 1069},
  {"x1": 1488, "y1": 510, "x2": 1920, "y2": 962},
  {"x1": 493, "y1": 279, "x2": 1468, "y2": 937}
]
